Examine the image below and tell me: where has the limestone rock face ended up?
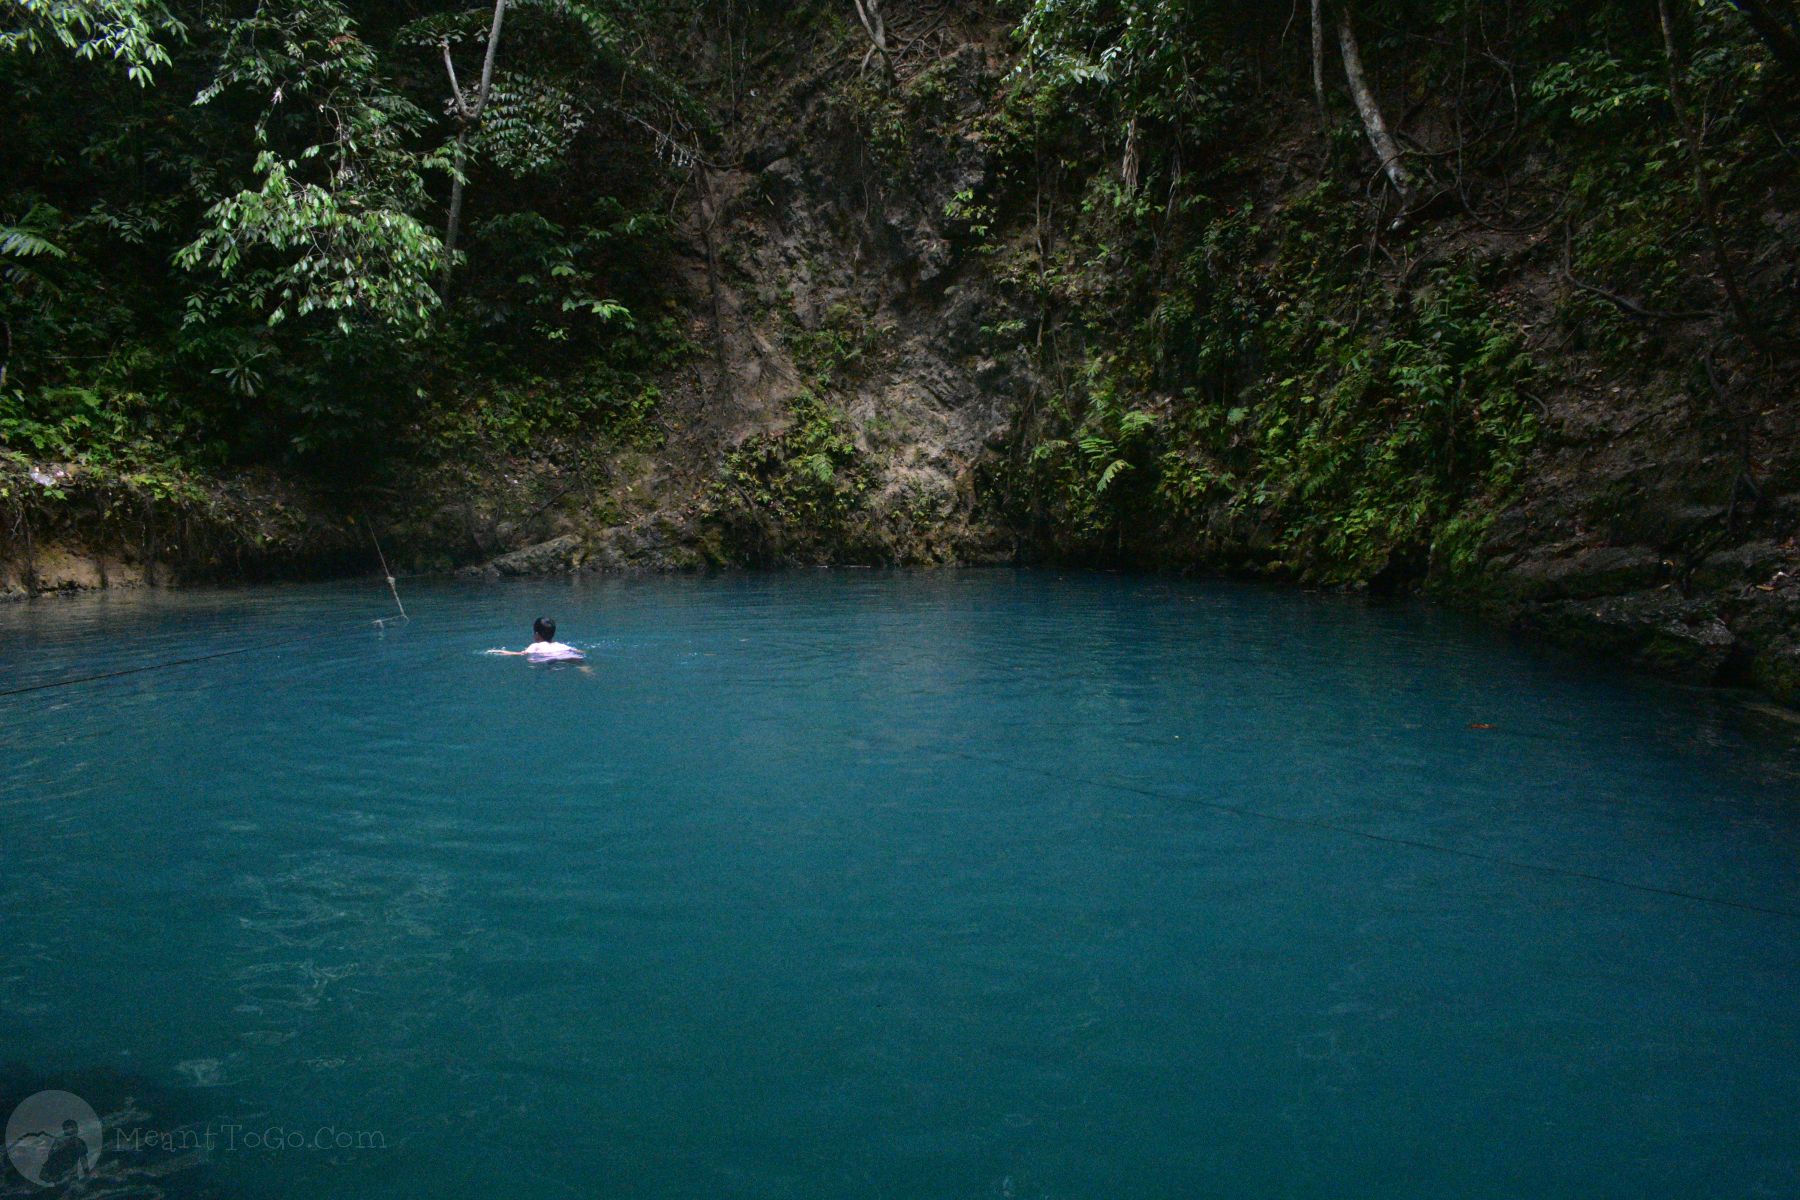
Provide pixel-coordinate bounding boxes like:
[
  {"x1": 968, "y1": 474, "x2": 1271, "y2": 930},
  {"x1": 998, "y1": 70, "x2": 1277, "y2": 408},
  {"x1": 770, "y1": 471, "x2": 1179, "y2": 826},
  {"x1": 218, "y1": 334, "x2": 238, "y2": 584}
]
[
  {"x1": 459, "y1": 535, "x2": 585, "y2": 578},
  {"x1": 0, "y1": 544, "x2": 145, "y2": 596}
]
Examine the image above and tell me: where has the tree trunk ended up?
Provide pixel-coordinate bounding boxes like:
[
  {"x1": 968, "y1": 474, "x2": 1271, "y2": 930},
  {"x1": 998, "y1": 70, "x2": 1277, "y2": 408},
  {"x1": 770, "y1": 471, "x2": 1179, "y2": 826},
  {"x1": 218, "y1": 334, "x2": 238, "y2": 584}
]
[
  {"x1": 851, "y1": 0, "x2": 894, "y2": 81},
  {"x1": 439, "y1": 0, "x2": 509, "y2": 292},
  {"x1": 442, "y1": 134, "x2": 470, "y2": 292},
  {"x1": 1121, "y1": 117, "x2": 1140, "y2": 193},
  {"x1": 1337, "y1": 7, "x2": 1413, "y2": 208},
  {"x1": 1311, "y1": 0, "x2": 1326, "y2": 116},
  {"x1": 1726, "y1": 0, "x2": 1800, "y2": 70},
  {"x1": 1659, "y1": 0, "x2": 1757, "y2": 340}
]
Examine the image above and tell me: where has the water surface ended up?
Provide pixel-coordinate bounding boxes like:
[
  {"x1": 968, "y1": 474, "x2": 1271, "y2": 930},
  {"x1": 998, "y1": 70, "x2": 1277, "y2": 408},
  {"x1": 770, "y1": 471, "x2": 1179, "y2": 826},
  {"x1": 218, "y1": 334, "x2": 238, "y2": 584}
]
[{"x1": 1, "y1": 571, "x2": 1797, "y2": 1198}]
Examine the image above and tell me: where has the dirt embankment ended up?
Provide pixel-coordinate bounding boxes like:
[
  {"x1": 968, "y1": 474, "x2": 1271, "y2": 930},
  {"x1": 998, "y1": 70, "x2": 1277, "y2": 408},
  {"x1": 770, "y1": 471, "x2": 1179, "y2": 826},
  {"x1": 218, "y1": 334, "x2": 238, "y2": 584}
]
[{"x1": 1, "y1": 460, "x2": 364, "y2": 598}]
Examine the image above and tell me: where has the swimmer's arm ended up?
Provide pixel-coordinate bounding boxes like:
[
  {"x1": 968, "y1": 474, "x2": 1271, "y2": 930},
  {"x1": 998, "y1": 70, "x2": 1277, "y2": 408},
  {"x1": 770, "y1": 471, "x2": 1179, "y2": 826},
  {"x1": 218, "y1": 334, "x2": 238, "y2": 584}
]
[{"x1": 486, "y1": 648, "x2": 530, "y2": 656}]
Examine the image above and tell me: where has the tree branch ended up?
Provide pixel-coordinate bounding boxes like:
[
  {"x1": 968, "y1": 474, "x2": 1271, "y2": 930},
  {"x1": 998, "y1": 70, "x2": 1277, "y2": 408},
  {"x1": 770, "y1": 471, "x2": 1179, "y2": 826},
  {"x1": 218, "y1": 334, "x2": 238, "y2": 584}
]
[
  {"x1": 441, "y1": 40, "x2": 469, "y2": 118},
  {"x1": 439, "y1": 0, "x2": 509, "y2": 293},
  {"x1": 1659, "y1": 0, "x2": 1759, "y2": 343},
  {"x1": 473, "y1": 0, "x2": 508, "y2": 116},
  {"x1": 1337, "y1": 6, "x2": 1414, "y2": 211},
  {"x1": 1560, "y1": 224, "x2": 1716, "y2": 322},
  {"x1": 850, "y1": 0, "x2": 894, "y2": 81}
]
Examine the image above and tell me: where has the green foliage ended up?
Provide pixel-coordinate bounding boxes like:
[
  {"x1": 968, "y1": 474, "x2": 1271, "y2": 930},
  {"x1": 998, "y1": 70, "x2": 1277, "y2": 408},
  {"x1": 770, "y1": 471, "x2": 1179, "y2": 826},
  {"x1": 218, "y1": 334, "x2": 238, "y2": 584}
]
[
  {"x1": 4, "y1": 0, "x2": 1795, "y2": 581},
  {"x1": 0, "y1": 0, "x2": 705, "y2": 468},
  {"x1": 178, "y1": 0, "x2": 446, "y2": 335},
  {"x1": 839, "y1": 76, "x2": 912, "y2": 173},
  {"x1": 1254, "y1": 268, "x2": 1539, "y2": 581},
  {"x1": 1, "y1": 0, "x2": 180, "y2": 82},
  {"x1": 786, "y1": 301, "x2": 889, "y2": 388},
  {"x1": 1527, "y1": 2, "x2": 1791, "y2": 359},
  {"x1": 943, "y1": 188, "x2": 994, "y2": 238},
  {"x1": 0, "y1": 205, "x2": 68, "y2": 263},
  {"x1": 981, "y1": 0, "x2": 1800, "y2": 585},
  {"x1": 715, "y1": 393, "x2": 870, "y2": 553},
  {"x1": 474, "y1": 73, "x2": 588, "y2": 176},
  {"x1": 1, "y1": 203, "x2": 71, "y2": 381},
  {"x1": 420, "y1": 364, "x2": 665, "y2": 458},
  {"x1": 1016, "y1": 363, "x2": 1161, "y2": 543},
  {"x1": 0, "y1": 383, "x2": 223, "y2": 468},
  {"x1": 993, "y1": 118, "x2": 1541, "y2": 582},
  {"x1": 1529, "y1": 48, "x2": 1665, "y2": 127},
  {"x1": 456, "y1": 198, "x2": 672, "y2": 355},
  {"x1": 177, "y1": 152, "x2": 445, "y2": 334},
  {"x1": 1014, "y1": 257, "x2": 1540, "y2": 579}
]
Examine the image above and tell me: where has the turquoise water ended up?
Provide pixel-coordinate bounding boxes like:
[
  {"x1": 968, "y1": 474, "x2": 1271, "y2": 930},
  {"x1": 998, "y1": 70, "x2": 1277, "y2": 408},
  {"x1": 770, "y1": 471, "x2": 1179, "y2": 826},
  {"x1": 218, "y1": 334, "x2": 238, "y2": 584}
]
[{"x1": 1, "y1": 571, "x2": 1797, "y2": 1199}]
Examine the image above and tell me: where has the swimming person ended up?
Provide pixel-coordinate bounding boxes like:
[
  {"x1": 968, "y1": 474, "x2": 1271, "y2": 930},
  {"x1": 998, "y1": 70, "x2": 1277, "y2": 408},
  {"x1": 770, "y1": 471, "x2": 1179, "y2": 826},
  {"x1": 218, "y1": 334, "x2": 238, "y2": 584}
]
[{"x1": 489, "y1": 617, "x2": 587, "y2": 663}]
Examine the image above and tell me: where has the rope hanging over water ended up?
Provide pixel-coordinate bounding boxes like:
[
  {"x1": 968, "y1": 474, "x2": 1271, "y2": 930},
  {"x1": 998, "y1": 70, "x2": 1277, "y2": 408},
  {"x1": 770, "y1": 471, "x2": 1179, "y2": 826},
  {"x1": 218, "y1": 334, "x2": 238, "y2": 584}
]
[{"x1": 365, "y1": 519, "x2": 408, "y2": 624}]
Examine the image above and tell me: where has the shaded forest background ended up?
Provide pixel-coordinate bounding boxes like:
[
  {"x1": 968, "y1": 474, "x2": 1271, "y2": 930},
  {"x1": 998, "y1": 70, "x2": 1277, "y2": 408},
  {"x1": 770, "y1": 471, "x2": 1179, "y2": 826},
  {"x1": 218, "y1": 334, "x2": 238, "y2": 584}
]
[{"x1": 4, "y1": 0, "x2": 1799, "y2": 691}]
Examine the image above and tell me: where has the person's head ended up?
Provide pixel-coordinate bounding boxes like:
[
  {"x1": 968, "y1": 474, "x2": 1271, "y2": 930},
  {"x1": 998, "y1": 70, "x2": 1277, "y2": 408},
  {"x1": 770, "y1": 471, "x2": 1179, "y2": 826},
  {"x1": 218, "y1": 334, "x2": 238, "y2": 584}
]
[
  {"x1": 532, "y1": 617, "x2": 556, "y2": 643},
  {"x1": 61, "y1": 1120, "x2": 78, "y2": 1137}
]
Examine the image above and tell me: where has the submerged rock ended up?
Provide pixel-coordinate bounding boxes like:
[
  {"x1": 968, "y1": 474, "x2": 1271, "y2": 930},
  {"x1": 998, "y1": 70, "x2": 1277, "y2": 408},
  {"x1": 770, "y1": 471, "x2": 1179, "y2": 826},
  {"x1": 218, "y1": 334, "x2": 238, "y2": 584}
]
[{"x1": 1522, "y1": 591, "x2": 1737, "y2": 684}]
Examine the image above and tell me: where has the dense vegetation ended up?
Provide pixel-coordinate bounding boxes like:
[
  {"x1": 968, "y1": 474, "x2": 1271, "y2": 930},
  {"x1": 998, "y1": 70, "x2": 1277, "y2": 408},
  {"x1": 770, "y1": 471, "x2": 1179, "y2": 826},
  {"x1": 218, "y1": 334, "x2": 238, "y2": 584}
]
[
  {"x1": 958, "y1": 0, "x2": 1798, "y2": 584},
  {"x1": 1, "y1": 0, "x2": 713, "y2": 474},
  {"x1": 4, "y1": 0, "x2": 1797, "y2": 602}
]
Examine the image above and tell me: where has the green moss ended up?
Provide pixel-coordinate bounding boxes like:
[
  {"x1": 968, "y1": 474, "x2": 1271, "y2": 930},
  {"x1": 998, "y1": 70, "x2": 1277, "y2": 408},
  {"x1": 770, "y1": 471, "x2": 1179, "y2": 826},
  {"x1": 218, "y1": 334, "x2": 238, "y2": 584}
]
[
  {"x1": 711, "y1": 393, "x2": 872, "y2": 562},
  {"x1": 838, "y1": 77, "x2": 913, "y2": 174},
  {"x1": 1748, "y1": 646, "x2": 1800, "y2": 706},
  {"x1": 786, "y1": 301, "x2": 889, "y2": 390},
  {"x1": 995, "y1": 178, "x2": 1539, "y2": 585}
]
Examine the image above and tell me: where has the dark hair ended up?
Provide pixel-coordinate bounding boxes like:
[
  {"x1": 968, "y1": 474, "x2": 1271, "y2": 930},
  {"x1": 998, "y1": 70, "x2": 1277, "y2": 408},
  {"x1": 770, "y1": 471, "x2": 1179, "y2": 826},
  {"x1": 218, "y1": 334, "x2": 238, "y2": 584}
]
[{"x1": 533, "y1": 617, "x2": 556, "y2": 641}]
